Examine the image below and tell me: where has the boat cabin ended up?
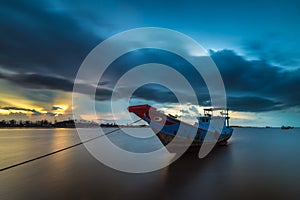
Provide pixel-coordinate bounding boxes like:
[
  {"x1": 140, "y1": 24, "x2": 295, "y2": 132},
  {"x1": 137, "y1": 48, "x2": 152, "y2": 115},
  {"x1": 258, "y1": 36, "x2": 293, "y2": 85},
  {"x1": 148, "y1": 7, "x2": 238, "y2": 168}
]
[{"x1": 196, "y1": 108, "x2": 230, "y2": 129}]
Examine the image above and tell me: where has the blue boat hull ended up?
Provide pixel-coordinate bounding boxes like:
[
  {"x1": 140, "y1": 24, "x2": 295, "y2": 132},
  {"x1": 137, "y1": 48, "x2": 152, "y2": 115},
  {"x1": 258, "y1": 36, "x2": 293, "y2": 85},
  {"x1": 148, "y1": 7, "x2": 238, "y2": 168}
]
[{"x1": 128, "y1": 104, "x2": 233, "y2": 152}]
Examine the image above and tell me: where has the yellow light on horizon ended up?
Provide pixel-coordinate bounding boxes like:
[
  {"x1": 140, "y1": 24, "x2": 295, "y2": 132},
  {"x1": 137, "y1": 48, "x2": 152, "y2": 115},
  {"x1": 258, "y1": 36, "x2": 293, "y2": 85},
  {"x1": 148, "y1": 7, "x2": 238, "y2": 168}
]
[
  {"x1": 0, "y1": 109, "x2": 10, "y2": 115},
  {"x1": 52, "y1": 104, "x2": 69, "y2": 115},
  {"x1": 229, "y1": 111, "x2": 255, "y2": 120},
  {"x1": 0, "y1": 109, "x2": 33, "y2": 115}
]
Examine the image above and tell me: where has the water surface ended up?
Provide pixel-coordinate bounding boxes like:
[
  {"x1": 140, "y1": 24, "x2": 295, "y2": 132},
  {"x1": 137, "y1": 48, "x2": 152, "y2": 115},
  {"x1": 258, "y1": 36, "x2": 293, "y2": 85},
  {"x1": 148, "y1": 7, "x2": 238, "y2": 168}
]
[{"x1": 1, "y1": 128, "x2": 300, "y2": 200}]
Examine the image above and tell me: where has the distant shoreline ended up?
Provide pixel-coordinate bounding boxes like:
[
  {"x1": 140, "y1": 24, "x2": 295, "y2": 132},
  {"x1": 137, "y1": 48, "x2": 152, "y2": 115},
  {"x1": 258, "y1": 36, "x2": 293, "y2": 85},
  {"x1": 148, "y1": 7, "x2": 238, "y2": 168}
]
[
  {"x1": 0, "y1": 126, "x2": 297, "y2": 129},
  {"x1": 0, "y1": 125, "x2": 149, "y2": 129},
  {"x1": 0, "y1": 119, "x2": 148, "y2": 129},
  {"x1": 0, "y1": 119, "x2": 297, "y2": 129}
]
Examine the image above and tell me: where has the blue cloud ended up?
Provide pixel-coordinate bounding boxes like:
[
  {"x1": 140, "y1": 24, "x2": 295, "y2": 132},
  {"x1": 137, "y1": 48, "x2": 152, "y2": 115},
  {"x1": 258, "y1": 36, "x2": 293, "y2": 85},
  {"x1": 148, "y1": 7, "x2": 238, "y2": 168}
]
[
  {"x1": 0, "y1": 1, "x2": 112, "y2": 78},
  {"x1": 0, "y1": 0, "x2": 300, "y2": 116}
]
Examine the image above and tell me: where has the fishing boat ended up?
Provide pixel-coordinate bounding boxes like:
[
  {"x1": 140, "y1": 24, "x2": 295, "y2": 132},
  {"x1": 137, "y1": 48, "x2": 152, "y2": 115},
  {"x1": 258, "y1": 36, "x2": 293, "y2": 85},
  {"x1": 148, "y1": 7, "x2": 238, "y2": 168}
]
[{"x1": 128, "y1": 104, "x2": 233, "y2": 152}]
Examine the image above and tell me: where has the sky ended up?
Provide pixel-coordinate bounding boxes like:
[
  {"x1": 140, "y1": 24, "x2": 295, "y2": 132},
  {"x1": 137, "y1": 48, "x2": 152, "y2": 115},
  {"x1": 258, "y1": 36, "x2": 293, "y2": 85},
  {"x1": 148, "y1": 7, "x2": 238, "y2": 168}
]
[{"x1": 0, "y1": 0, "x2": 300, "y2": 126}]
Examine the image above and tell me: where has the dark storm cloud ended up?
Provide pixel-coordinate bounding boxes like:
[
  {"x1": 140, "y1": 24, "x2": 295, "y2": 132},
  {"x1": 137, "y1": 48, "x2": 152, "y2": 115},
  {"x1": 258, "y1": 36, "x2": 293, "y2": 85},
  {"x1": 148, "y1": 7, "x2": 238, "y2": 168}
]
[
  {"x1": 111, "y1": 49, "x2": 300, "y2": 112},
  {"x1": 0, "y1": 0, "x2": 299, "y2": 114},
  {"x1": 227, "y1": 96, "x2": 283, "y2": 112},
  {"x1": 131, "y1": 84, "x2": 179, "y2": 103},
  {"x1": 52, "y1": 106, "x2": 62, "y2": 111},
  {"x1": 1, "y1": 45, "x2": 299, "y2": 113},
  {"x1": 2, "y1": 73, "x2": 74, "y2": 91},
  {"x1": 211, "y1": 50, "x2": 300, "y2": 111},
  {"x1": 103, "y1": 49, "x2": 300, "y2": 112},
  {"x1": 243, "y1": 36, "x2": 300, "y2": 67},
  {"x1": 0, "y1": 72, "x2": 113, "y2": 101},
  {"x1": 1, "y1": 106, "x2": 42, "y2": 116},
  {"x1": 0, "y1": 0, "x2": 111, "y2": 78},
  {"x1": 101, "y1": 49, "x2": 210, "y2": 104}
]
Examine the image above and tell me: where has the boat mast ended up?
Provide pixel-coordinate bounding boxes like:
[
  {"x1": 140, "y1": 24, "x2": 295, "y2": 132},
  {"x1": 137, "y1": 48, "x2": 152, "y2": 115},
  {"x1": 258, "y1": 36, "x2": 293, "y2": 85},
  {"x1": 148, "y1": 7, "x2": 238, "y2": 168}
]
[{"x1": 226, "y1": 109, "x2": 230, "y2": 127}]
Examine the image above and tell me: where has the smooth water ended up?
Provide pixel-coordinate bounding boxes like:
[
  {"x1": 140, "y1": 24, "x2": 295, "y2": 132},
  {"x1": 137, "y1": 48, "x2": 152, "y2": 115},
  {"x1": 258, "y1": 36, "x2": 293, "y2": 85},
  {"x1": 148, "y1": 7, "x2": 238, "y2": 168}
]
[{"x1": 1, "y1": 128, "x2": 300, "y2": 200}]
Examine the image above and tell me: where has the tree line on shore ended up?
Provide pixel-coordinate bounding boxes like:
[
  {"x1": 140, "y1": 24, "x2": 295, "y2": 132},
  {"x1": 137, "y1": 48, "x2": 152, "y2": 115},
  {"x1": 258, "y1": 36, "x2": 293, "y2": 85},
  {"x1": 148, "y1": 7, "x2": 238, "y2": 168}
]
[{"x1": 0, "y1": 119, "x2": 147, "y2": 128}]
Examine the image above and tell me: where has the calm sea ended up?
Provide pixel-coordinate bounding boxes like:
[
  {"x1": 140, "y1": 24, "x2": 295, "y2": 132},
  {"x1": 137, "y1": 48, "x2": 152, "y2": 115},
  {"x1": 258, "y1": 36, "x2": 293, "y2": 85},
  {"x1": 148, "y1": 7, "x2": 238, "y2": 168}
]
[{"x1": 1, "y1": 128, "x2": 300, "y2": 200}]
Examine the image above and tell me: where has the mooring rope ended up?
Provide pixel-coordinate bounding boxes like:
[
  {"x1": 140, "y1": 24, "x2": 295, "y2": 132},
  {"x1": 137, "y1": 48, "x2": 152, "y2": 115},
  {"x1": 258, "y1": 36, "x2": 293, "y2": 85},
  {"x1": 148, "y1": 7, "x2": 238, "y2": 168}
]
[{"x1": 0, "y1": 119, "x2": 143, "y2": 172}]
